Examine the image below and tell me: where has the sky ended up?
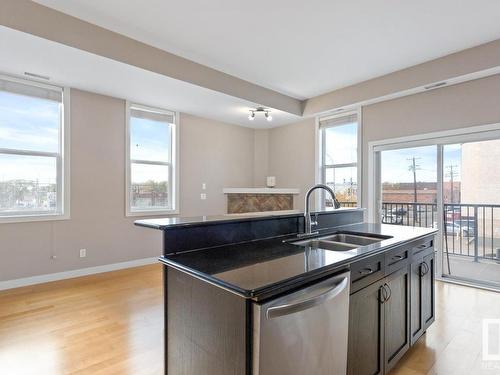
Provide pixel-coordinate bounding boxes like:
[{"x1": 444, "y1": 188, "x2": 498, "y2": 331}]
[
  {"x1": 381, "y1": 144, "x2": 462, "y2": 184},
  {"x1": 130, "y1": 116, "x2": 171, "y2": 183},
  {"x1": 0, "y1": 91, "x2": 173, "y2": 184},
  {"x1": 0, "y1": 91, "x2": 60, "y2": 183},
  {"x1": 324, "y1": 122, "x2": 357, "y2": 166}
]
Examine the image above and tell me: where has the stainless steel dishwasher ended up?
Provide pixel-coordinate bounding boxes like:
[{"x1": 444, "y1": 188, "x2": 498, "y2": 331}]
[{"x1": 252, "y1": 270, "x2": 350, "y2": 375}]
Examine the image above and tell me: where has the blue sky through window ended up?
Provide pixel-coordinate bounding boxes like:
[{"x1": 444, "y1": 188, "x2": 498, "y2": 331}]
[
  {"x1": 324, "y1": 122, "x2": 357, "y2": 165},
  {"x1": 0, "y1": 91, "x2": 60, "y2": 182},
  {"x1": 381, "y1": 145, "x2": 462, "y2": 183}
]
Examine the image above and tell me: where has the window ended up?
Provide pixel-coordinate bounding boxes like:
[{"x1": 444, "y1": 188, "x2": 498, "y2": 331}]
[
  {"x1": 126, "y1": 103, "x2": 178, "y2": 215},
  {"x1": 319, "y1": 111, "x2": 360, "y2": 208},
  {"x1": 0, "y1": 76, "x2": 68, "y2": 222}
]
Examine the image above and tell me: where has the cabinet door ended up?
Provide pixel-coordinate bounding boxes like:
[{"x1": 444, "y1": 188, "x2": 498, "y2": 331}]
[
  {"x1": 410, "y1": 259, "x2": 424, "y2": 344},
  {"x1": 422, "y1": 253, "x2": 435, "y2": 330},
  {"x1": 348, "y1": 280, "x2": 385, "y2": 375},
  {"x1": 384, "y1": 266, "x2": 410, "y2": 372}
]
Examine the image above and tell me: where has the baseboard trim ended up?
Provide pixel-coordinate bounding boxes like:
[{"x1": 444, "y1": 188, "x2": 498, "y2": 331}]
[{"x1": 0, "y1": 257, "x2": 159, "y2": 291}]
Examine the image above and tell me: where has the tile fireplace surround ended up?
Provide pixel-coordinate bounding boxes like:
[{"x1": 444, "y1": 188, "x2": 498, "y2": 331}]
[{"x1": 223, "y1": 188, "x2": 300, "y2": 214}]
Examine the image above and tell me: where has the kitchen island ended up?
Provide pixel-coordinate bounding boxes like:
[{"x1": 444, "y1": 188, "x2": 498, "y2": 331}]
[{"x1": 136, "y1": 208, "x2": 437, "y2": 375}]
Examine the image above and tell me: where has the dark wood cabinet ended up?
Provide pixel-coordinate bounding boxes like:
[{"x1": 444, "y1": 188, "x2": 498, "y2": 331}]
[
  {"x1": 410, "y1": 250, "x2": 435, "y2": 344},
  {"x1": 348, "y1": 280, "x2": 385, "y2": 375},
  {"x1": 348, "y1": 237, "x2": 434, "y2": 375},
  {"x1": 422, "y1": 252, "x2": 435, "y2": 330},
  {"x1": 383, "y1": 266, "x2": 410, "y2": 372},
  {"x1": 410, "y1": 259, "x2": 424, "y2": 343},
  {"x1": 348, "y1": 267, "x2": 410, "y2": 375}
]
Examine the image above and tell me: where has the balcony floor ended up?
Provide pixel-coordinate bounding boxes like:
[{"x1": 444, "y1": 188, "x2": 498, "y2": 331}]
[{"x1": 444, "y1": 254, "x2": 500, "y2": 287}]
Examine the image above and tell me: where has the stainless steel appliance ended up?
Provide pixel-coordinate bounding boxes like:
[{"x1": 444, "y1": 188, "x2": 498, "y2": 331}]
[{"x1": 253, "y1": 270, "x2": 350, "y2": 375}]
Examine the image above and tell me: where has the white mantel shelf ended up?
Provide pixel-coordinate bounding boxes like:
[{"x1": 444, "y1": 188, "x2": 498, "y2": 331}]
[{"x1": 223, "y1": 188, "x2": 300, "y2": 194}]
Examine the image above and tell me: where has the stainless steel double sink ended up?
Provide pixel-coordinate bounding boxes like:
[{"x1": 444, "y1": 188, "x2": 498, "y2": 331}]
[{"x1": 290, "y1": 232, "x2": 393, "y2": 251}]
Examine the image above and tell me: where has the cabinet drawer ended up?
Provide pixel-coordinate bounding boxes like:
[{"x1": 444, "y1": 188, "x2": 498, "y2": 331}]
[
  {"x1": 350, "y1": 253, "x2": 385, "y2": 293},
  {"x1": 385, "y1": 247, "x2": 410, "y2": 274},
  {"x1": 411, "y1": 240, "x2": 433, "y2": 259}
]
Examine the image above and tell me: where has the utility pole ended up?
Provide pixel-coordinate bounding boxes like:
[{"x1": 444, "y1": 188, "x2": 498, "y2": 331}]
[
  {"x1": 407, "y1": 157, "x2": 421, "y2": 222},
  {"x1": 445, "y1": 165, "x2": 458, "y2": 203}
]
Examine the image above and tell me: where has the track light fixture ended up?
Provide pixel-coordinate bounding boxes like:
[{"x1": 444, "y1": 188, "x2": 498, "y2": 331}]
[{"x1": 248, "y1": 107, "x2": 272, "y2": 122}]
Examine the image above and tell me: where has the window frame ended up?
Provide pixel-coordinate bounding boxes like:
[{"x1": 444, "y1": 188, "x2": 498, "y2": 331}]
[
  {"x1": 316, "y1": 109, "x2": 362, "y2": 209},
  {"x1": 125, "y1": 101, "x2": 179, "y2": 217},
  {"x1": 0, "y1": 74, "x2": 70, "y2": 224}
]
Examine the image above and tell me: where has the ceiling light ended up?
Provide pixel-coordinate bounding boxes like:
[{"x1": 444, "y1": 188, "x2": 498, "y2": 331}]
[{"x1": 248, "y1": 107, "x2": 272, "y2": 122}]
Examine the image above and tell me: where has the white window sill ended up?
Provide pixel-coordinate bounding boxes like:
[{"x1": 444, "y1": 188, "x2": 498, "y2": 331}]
[
  {"x1": 126, "y1": 209, "x2": 179, "y2": 218},
  {"x1": 0, "y1": 213, "x2": 70, "y2": 224}
]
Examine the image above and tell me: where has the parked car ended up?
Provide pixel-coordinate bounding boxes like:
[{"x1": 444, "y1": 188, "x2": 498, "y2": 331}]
[
  {"x1": 391, "y1": 207, "x2": 407, "y2": 216},
  {"x1": 382, "y1": 212, "x2": 403, "y2": 225},
  {"x1": 444, "y1": 222, "x2": 471, "y2": 237}
]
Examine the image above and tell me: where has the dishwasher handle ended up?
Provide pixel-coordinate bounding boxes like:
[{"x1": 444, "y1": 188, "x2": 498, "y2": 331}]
[{"x1": 266, "y1": 276, "x2": 349, "y2": 319}]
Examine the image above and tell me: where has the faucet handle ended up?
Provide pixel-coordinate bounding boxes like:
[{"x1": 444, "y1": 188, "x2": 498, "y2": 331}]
[{"x1": 311, "y1": 213, "x2": 319, "y2": 228}]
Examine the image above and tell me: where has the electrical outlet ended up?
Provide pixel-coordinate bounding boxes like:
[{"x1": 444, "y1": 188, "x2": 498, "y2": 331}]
[
  {"x1": 200, "y1": 193, "x2": 207, "y2": 200},
  {"x1": 79, "y1": 248, "x2": 87, "y2": 258}
]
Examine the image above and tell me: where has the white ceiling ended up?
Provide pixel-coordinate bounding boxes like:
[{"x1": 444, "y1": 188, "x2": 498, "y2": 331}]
[
  {"x1": 0, "y1": 27, "x2": 301, "y2": 128},
  {"x1": 33, "y1": 0, "x2": 500, "y2": 99}
]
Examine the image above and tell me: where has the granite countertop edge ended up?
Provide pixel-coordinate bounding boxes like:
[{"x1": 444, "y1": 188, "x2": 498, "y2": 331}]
[
  {"x1": 134, "y1": 207, "x2": 365, "y2": 230},
  {"x1": 160, "y1": 223, "x2": 438, "y2": 300}
]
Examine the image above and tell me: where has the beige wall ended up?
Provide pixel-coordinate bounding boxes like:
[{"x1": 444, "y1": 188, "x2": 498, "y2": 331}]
[
  {"x1": 268, "y1": 118, "x2": 316, "y2": 210},
  {"x1": 179, "y1": 113, "x2": 255, "y2": 216},
  {"x1": 361, "y1": 73, "x2": 500, "y2": 206},
  {"x1": 265, "y1": 74, "x2": 500, "y2": 212},
  {"x1": 0, "y1": 90, "x2": 256, "y2": 281},
  {"x1": 253, "y1": 129, "x2": 270, "y2": 187}
]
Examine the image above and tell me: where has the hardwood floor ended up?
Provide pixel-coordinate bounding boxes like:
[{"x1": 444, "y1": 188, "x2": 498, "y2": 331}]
[
  {"x1": 391, "y1": 280, "x2": 500, "y2": 375},
  {"x1": 0, "y1": 265, "x2": 163, "y2": 375},
  {"x1": 1, "y1": 265, "x2": 499, "y2": 374}
]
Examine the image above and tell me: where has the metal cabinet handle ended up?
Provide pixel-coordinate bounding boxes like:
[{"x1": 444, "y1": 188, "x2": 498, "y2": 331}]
[
  {"x1": 359, "y1": 268, "x2": 374, "y2": 275},
  {"x1": 378, "y1": 285, "x2": 387, "y2": 303},
  {"x1": 383, "y1": 283, "x2": 392, "y2": 301},
  {"x1": 419, "y1": 262, "x2": 426, "y2": 277},
  {"x1": 266, "y1": 277, "x2": 348, "y2": 319},
  {"x1": 419, "y1": 261, "x2": 430, "y2": 276},
  {"x1": 392, "y1": 255, "x2": 404, "y2": 261}
]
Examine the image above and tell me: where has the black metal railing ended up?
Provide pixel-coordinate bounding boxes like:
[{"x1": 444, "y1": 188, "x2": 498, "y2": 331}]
[
  {"x1": 443, "y1": 203, "x2": 500, "y2": 262},
  {"x1": 340, "y1": 201, "x2": 500, "y2": 262},
  {"x1": 381, "y1": 202, "x2": 436, "y2": 228}
]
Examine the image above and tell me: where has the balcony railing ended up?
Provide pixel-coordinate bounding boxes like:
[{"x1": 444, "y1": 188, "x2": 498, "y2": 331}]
[{"x1": 339, "y1": 201, "x2": 500, "y2": 262}]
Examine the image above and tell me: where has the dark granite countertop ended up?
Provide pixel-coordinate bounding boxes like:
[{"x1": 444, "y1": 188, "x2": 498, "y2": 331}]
[
  {"x1": 134, "y1": 207, "x2": 362, "y2": 230},
  {"x1": 159, "y1": 223, "x2": 437, "y2": 300}
]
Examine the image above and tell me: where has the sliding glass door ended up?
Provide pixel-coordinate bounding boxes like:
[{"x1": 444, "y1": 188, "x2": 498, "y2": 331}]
[
  {"x1": 380, "y1": 145, "x2": 437, "y2": 228},
  {"x1": 372, "y1": 130, "x2": 500, "y2": 290},
  {"x1": 442, "y1": 140, "x2": 500, "y2": 287}
]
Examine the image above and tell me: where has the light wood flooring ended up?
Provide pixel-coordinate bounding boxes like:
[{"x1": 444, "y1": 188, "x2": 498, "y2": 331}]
[{"x1": 1, "y1": 264, "x2": 500, "y2": 374}]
